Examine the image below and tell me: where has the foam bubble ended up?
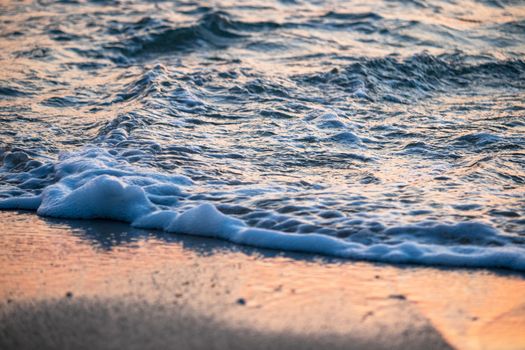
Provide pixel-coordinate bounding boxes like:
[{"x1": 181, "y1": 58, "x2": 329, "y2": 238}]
[
  {"x1": 1, "y1": 147, "x2": 524, "y2": 271},
  {"x1": 37, "y1": 175, "x2": 156, "y2": 221}
]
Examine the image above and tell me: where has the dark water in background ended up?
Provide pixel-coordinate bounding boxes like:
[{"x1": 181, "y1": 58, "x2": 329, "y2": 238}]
[{"x1": 0, "y1": 0, "x2": 524, "y2": 269}]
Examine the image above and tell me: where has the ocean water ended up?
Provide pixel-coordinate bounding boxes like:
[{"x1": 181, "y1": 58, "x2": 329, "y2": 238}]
[{"x1": 1, "y1": 0, "x2": 524, "y2": 270}]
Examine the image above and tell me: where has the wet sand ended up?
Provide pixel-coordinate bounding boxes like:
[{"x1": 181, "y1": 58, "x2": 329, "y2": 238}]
[{"x1": 1, "y1": 211, "x2": 524, "y2": 350}]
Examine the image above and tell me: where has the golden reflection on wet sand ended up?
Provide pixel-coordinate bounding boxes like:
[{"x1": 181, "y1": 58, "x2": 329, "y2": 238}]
[{"x1": 0, "y1": 211, "x2": 524, "y2": 350}]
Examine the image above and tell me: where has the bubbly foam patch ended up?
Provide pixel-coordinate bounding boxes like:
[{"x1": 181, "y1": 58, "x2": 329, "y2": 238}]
[{"x1": 1, "y1": 148, "x2": 524, "y2": 271}]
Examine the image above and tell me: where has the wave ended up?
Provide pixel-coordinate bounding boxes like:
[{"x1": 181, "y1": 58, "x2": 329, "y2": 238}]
[
  {"x1": 0, "y1": 86, "x2": 31, "y2": 97},
  {"x1": 313, "y1": 11, "x2": 384, "y2": 34},
  {"x1": 321, "y1": 11, "x2": 383, "y2": 21},
  {"x1": 294, "y1": 53, "x2": 525, "y2": 101},
  {"x1": 108, "y1": 11, "x2": 281, "y2": 57},
  {"x1": 1, "y1": 147, "x2": 524, "y2": 271}
]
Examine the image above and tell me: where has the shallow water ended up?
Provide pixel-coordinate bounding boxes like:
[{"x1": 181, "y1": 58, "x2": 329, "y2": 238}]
[{"x1": 1, "y1": 0, "x2": 524, "y2": 269}]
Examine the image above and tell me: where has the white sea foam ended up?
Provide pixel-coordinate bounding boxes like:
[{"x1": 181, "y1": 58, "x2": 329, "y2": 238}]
[{"x1": 1, "y1": 147, "x2": 524, "y2": 271}]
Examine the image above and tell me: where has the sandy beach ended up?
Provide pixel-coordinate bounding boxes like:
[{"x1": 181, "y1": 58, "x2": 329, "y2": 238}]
[
  {"x1": 1, "y1": 211, "x2": 524, "y2": 350},
  {"x1": 1, "y1": 0, "x2": 524, "y2": 348}
]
